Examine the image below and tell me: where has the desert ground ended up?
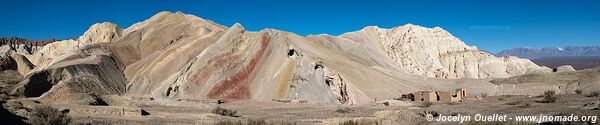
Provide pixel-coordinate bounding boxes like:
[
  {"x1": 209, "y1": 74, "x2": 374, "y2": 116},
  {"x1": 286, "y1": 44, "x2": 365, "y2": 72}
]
[{"x1": 4, "y1": 93, "x2": 596, "y2": 125}]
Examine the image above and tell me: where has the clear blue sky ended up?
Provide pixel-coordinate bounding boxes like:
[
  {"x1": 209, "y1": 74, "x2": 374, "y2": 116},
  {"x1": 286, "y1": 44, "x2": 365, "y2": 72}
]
[{"x1": 1, "y1": 0, "x2": 599, "y2": 52}]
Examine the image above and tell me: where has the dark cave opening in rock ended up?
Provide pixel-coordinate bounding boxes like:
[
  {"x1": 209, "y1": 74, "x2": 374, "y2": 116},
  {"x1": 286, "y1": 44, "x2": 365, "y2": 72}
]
[
  {"x1": 314, "y1": 62, "x2": 323, "y2": 70},
  {"x1": 288, "y1": 49, "x2": 296, "y2": 57},
  {"x1": 166, "y1": 87, "x2": 172, "y2": 97}
]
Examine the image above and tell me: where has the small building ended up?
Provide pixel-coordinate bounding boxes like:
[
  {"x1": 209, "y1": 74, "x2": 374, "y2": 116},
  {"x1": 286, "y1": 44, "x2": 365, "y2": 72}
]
[
  {"x1": 413, "y1": 91, "x2": 436, "y2": 102},
  {"x1": 452, "y1": 89, "x2": 467, "y2": 102},
  {"x1": 401, "y1": 89, "x2": 467, "y2": 102}
]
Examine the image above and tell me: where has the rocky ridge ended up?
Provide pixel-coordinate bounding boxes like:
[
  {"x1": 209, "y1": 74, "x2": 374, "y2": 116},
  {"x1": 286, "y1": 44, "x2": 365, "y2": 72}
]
[{"x1": 0, "y1": 11, "x2": 578, "y2": 106}]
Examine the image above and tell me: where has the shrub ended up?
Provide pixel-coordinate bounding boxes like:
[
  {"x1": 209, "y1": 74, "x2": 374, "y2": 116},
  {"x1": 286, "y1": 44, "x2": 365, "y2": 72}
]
[
  {"x1": 540, "y1": 90, "x2": 557, "y2": 103},
  {"x1": 28, "y1": 105, "x2": 71, "y2": 125},
  {"x1": 336, "y1": 107, "x2": 351, "y2": 113},
  {"x1": 586, "y1": 91, "x2": 600, "y2": 97},
  {"x1": 575, "y1": 89, "x2": 583, "y2": 94},
  {"x1": 212, "y1": 106, "x2": 238, "y2": 117},
  {"x1": 419, "y1": 102, "x2": 432, "y2": 108}
]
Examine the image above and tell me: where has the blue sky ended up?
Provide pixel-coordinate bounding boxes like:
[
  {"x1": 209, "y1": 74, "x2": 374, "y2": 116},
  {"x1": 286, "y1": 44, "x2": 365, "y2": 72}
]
[{"x1": 1, "y1": 0, "x2": 599, "y2": 53}]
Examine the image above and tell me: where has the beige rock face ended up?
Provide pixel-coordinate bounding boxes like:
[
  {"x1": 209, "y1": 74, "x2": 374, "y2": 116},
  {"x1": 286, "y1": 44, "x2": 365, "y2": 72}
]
[
  {"x1": 2, "y1": 11, "x2": 574, "y2": 106},
  {"x1": 79, "y1": 22, "x2": 123, "y2": 44},
  {"x1": 9, "y1": 53, "x2": 35, "y2": 75}
]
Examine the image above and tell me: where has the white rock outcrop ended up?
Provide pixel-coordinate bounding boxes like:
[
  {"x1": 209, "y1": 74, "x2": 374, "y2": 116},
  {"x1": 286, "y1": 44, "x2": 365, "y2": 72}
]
[
  {"x1": 78, "y1": 22, "x2": 123, "y2": 44},
  {"x1": 554, "y1": 65, "x2": 576, "y2": 72},
  {"x1": 312, "y1": 24, "x2": 543, "y2": 79}
]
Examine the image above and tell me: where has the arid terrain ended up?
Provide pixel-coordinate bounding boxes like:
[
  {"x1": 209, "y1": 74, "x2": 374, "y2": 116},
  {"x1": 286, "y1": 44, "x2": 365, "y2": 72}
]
[
  {"x1": 5, "y1": 93, "x2": 598, "y2": 125},
  {"x1": 1, "y1": 11, "x2": 599, "y2": 125}
]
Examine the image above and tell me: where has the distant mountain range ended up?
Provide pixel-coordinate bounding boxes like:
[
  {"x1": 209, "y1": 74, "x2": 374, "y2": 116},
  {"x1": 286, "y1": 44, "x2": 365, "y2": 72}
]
[
  {"x1": 497, "y1": 46, "x2": 600, "y2": 70},
  {"x1": 497, "y1": 46, "x2": 600, "y2": 59}
]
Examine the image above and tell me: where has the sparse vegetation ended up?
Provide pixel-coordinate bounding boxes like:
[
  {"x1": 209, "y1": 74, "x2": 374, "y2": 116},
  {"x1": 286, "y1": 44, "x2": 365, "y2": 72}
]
[
  {"x1": 338, "y1": 118, "x2": 379, "y2": 125},
  {"x1": 540, "y1": 90, "x2": 557, "y2": 103},
  {"x1": 247, "y1": 119, "x2": 266, "y2": 125},
  {"x1": 248, "y1": 119, "x2": 296, "y2": 125},
  {"x1": 575, "y1": 89, "x2": 583, "y2": 94},
  {"x1": 339, "y1": 120, "x2": 358, "y2": 125},
  {"x1": 419, "y1": 102, "x2": 432, "y2": 108},
  {"x1": 28, "y1": 105, "x2": 71, "y2": 125},
  {"x1": 214, "y1": 119, "x2": 242, "y2": 125},
  {"x1": 586, "y1": 91, "x2": 600, "y2": 97},
  {"x1": 212, "y1": 106, "x2": 239, "y2": 117},
  {"x1": 213, "y1": 119, "x2": 296, "y2": 125}
]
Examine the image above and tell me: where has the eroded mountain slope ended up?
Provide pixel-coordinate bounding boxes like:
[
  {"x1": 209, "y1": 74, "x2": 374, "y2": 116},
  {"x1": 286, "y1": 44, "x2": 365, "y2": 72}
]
[{"x1": 0, "y1": 11, "x2": 573, "y2": 106}]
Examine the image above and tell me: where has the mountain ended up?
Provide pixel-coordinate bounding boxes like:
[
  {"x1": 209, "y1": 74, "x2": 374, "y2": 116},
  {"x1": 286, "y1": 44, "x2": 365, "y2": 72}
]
[
  {"x1": 497, "y1": 46, "x2": 600, "y2": 59},
  {"x1": 531, "y1": 56, "x2": 600, "y2": 70},
  {"x1": 2, "y1": 11, "x2": 569, "y2": 106},
  {"x1": 497, "y1": 46, "x2": 600, "y2": 69}
]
